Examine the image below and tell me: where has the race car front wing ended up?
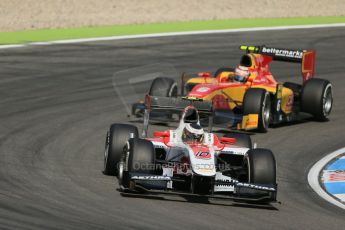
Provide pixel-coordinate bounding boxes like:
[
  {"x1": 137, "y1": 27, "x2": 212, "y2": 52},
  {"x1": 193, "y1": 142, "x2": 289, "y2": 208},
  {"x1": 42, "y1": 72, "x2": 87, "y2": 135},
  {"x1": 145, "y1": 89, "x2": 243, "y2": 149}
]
[{"x1": 120, "y1": 173, "x2": 277, "y2": 203}]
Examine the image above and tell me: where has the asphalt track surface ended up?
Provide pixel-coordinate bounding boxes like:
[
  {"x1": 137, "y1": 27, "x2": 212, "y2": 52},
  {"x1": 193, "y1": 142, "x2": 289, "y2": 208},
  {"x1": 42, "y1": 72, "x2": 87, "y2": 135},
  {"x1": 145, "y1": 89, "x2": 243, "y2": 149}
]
[{"x1": 1, "y1": 27, "x2": 345, "y2": 230}]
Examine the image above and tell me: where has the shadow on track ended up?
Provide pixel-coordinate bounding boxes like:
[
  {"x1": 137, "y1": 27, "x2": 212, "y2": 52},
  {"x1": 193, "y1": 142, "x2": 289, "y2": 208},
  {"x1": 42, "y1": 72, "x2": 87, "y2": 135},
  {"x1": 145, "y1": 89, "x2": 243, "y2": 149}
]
[{"x1": 120, "y1": 191, "x2": 279, "y2": 211}]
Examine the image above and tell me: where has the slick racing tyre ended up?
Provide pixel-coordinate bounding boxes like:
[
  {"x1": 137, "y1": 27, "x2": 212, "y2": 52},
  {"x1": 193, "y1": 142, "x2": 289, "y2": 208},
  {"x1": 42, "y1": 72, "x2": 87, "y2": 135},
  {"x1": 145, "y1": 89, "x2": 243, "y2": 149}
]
[
  {"x1": 224, "y1": 132, "x2": 252, "y2": 149},
  {"x1": 301, "y1": 78, "x2": 333, "y2": 121},
  {"x1": 243, "y1": 148, "x2": 276, "y2": 202},
  {"x1": 243, "y1": 88, "x2": 271, "y2": 132},
  {"x1": 149, "y1": 77, "x2": 178, "y2": 120},
  {"x1": 119, "y1": 138, "x2": 155, "y2": 188},
  {"x1": 149, "y1": 77, "x2": 178, "y2": 97},
  {"x1": 244, "y1": 148, "x2": 276, "y2": 185},
  {"x1": 103, "y1": 124, "x2": 138, "y2": 176}
]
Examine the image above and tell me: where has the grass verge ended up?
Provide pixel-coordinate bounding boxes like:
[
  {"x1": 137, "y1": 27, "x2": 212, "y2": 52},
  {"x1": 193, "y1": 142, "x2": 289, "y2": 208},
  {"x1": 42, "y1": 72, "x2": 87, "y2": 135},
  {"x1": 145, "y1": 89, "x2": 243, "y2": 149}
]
[{"x1": 1, "y1": 16, "x2": 345, "y2": 45}]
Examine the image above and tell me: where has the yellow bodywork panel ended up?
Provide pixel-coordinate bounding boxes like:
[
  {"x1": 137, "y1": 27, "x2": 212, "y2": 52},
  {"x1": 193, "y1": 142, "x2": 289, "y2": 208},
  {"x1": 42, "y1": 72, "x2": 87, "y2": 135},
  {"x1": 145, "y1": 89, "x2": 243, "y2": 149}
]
[
  {"x1": 281, "y1": 87, "x2": 294, "y2": 114},
  {"x1": 220, "y1": 85, "x2": 247, "y2": 109},
  {"x1": 186, "y1": 75, "x2": 294, "y2": 115},
  {"x1": 238, "y1": 114, "x2": 259, "y2": 130},
  {"x1": 186, "y1": 77, "x2": 217, "y2": 84},
  {"x1": 196, "y1": 85, "x2": 247, "y2": 110}
]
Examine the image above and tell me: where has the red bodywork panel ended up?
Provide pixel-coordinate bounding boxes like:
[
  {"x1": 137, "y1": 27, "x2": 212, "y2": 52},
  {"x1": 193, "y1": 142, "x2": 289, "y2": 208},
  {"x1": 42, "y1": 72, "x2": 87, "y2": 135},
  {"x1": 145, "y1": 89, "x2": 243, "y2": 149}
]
[
  {"x1": 302, "y1": 50, "x2": 315, "y2": 82},
  {"x1": 146, "y1": 131, "x2": 235, "y2": 152}
]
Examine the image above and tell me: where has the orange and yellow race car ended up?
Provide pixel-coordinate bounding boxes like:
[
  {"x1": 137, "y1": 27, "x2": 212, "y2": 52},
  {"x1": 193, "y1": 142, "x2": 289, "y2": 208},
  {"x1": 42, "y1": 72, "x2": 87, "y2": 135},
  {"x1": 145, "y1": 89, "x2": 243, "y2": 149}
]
[
  {"x1": 179, "y1": 45, "x2": 333, "y2": 132},
  {"x1": 133, "y1": 45, "x2": 333, "y2": 132}
]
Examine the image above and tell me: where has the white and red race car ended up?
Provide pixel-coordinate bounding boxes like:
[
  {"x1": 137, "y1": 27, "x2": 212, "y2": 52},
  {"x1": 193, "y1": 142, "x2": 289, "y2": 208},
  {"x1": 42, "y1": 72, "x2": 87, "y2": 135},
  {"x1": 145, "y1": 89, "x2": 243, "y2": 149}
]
[{"x1": 103, "y1": 96, "x2": 277, "y2": 203}]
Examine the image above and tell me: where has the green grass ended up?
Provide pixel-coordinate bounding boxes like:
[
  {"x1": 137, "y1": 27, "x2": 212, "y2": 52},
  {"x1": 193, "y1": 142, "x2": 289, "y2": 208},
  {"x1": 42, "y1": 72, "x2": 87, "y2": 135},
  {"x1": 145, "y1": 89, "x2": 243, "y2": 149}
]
[{"x1": 1, "y1": 16, "x2": 345, "y2": 45}]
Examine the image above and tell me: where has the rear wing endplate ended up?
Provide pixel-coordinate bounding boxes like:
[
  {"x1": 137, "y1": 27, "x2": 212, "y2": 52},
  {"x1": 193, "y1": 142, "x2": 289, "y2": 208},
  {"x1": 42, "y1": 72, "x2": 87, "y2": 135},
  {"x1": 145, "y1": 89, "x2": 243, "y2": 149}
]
[{"x1": 240, "y1": 45, "x2": 315, "y2": 82}]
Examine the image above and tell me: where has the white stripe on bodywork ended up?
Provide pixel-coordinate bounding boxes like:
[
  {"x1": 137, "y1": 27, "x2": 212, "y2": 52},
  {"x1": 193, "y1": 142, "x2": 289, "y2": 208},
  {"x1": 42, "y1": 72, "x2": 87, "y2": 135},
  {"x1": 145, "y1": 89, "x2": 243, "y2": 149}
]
[{"x1": 221, "y1": 147, "x2": 249, "y2": 155}]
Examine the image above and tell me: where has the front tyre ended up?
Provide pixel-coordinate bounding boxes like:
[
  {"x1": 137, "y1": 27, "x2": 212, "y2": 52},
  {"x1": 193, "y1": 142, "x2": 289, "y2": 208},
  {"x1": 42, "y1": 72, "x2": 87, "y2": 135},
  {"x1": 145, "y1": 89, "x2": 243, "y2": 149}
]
[
  {"x1": 243, "y1": 88, "x2": 271, "y2": 132},
  {"x1": 243, "y1": 148, "x2": 277, "y2": 202},
  {"x1": 149, "y1": 77, "x2": 178, "y2": 97},
  {"x1": 244, "y1": 148, "x2": 276, "y2": 185},
  {"x1": 149, "y1": 77, "x2": 178, "y2": 120},
  {"x1": 120, "y1": 138, "x2": 155, "y2": 188},
  {"x1": 103, "y1": 124, "x2": 138, "y2": 176}
]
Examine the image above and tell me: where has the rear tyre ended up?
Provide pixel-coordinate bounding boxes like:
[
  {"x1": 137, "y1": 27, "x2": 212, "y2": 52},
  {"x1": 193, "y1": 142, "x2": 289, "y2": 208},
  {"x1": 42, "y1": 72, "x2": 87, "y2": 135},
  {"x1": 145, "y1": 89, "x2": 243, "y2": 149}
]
[
  {"x1": 223, "y1": 132, "x2": 252, "y2": 149},
  {"x1": 149, "y1": 77, "x2": 178, "y2": 97},
  {"x1": 103, "y1": 124, "x2": 138, "y2": 176},
  {"x1": 301, "y1": 78, "x2": 332, "y2": 121},
  {"x1": 243, "y1": 88, "x2": 271, "y2": 132},
  {"x1": 120, "y1": 138, "x2": 155, "y2": 188}
]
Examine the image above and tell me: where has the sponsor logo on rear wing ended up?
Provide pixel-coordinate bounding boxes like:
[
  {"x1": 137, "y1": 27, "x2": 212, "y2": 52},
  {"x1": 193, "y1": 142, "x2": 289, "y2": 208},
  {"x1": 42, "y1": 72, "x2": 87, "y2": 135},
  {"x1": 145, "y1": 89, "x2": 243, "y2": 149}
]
[
  {"x1": 240, "y1": 45, "x2": 306, "y2": 63},
  {"x1": 261, "y1": 47, "x2": 303, "y2": 60}
]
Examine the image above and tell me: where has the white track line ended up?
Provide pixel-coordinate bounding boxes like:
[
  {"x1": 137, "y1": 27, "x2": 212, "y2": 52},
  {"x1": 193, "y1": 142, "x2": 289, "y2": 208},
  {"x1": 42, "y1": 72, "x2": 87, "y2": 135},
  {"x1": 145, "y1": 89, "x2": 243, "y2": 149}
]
[
  {"x1": 1, "y1": 23, "x2": 345, "y2": 50},
  {"x1": 308, "y1": 147, "x2": 345, "y2": 210},
  {"x1": 0, "y1": 44, "x2": 26, "y2": 49}
]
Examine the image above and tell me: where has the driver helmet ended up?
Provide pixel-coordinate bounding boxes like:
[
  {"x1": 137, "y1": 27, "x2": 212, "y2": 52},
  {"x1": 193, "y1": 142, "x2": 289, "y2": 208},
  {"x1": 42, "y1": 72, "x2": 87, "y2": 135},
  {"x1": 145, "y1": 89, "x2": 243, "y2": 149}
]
[
  {"x1": 233, "y1": 65, "x2": 250, "y2": 83},
  {"x1": 182, "y1": 123, "x2": 204, "y2": 143}
]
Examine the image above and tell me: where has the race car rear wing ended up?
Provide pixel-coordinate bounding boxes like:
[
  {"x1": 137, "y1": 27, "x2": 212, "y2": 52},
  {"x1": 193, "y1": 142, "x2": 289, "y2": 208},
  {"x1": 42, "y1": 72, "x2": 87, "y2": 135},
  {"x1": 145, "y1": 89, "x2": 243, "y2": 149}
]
[
  {"x1": 147, "y1": 95, "x2": 213, "y2": 114},
  {"x1": 142, "y1": 95, "x2": 213, "y2": 137},
  {"x1": 240, "y1": 45, "x2": 315, "y2": 82}
]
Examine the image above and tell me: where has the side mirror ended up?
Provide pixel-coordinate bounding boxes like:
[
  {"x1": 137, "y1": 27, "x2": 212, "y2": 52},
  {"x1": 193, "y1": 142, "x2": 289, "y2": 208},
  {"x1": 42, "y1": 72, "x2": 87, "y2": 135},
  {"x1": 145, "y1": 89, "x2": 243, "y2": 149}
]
[
  {"x1": 220, "y1": 136, "x2": 236, "y2": 144},
  {"x1": 198, "y1": 72, "x2": 211, "y2": 78}
]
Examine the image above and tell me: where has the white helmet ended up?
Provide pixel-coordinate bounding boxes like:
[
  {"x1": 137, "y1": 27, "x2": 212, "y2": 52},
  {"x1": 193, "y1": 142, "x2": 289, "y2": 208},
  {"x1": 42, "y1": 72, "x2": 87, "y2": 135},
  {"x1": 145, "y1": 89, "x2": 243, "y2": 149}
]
[
  {"x1": 182, "y1": 123, "x2": 204, "y2": 142},
  {"x1": 234, "y1": 65, "x2": 250, "y2": 83}
]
